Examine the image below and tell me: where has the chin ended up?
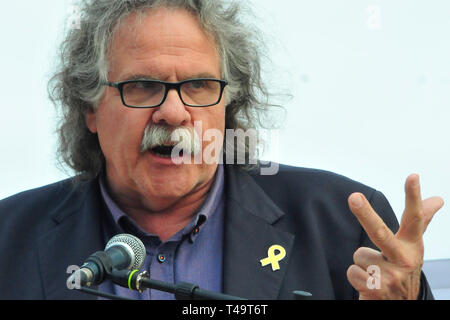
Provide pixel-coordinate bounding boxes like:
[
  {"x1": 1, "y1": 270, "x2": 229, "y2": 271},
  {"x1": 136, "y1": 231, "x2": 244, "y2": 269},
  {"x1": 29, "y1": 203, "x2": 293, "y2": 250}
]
[
  {"x1": 135, "y1": 162, "x2": 215, "y2": 205},
  {"x1": 140, "y1": 173, "x2": 198, "y2": 199}
]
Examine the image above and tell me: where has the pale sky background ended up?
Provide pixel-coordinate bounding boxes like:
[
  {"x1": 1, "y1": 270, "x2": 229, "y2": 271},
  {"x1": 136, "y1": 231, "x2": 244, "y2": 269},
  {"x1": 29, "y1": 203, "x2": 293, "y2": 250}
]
[{"x1": 0, "y1": 1, "x2": 449, "y2": 261}]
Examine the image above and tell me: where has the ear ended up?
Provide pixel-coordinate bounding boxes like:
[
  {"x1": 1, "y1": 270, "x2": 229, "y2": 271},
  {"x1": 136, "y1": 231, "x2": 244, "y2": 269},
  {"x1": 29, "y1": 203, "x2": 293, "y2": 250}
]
[{"x1": 85, "y1": 109, "x2": 98, "y2": 133}]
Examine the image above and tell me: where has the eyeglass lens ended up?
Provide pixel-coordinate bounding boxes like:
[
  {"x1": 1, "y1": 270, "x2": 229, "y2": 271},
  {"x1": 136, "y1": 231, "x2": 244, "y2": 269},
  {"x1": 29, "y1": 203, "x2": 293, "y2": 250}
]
[{"x1": 121, "y1": 80, "x2": 222, "y2": 107}]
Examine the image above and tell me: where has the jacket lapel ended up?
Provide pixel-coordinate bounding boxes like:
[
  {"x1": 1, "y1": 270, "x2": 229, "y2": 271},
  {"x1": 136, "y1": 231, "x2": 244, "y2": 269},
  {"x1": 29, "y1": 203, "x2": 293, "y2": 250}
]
[
  {"x1": 37, "y1": 180, "x2": 104, "y2": 299},
  {"x1": 223, "y1": 165, "x2": 295, "y2": 300}
]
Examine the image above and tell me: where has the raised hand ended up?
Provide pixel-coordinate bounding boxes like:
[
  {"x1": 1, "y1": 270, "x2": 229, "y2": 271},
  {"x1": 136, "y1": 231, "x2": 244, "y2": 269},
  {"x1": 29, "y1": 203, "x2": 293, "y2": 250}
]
[{"x1": 346, "y1": 174, "x2": 444, "y2": 300}]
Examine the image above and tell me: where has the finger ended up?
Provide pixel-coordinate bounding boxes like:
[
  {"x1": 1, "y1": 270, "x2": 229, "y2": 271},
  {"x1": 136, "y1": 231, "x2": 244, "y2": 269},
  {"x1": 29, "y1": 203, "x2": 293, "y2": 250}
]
[
  {"x1": 348, "y1": 193, "x2": 400, "y2": 260},
  {"x1": 353, "y1": 247, "x2": 387, "y2": 270},
  {"x1": 398, "y1": 174, "x2": 424, "y2": 242},
  {"x1": 422, "y1": 196, "x2": 445, "y2": 232},
  {"x1": 347, "y1": 264, "x2": 372, "y2": 294}
]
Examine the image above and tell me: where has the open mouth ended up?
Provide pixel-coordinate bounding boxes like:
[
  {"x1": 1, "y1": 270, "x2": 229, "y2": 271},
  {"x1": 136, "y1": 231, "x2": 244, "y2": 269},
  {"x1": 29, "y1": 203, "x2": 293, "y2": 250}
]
[{"x1": 150, "y1": 145, "x2": 184, "y2": 158}]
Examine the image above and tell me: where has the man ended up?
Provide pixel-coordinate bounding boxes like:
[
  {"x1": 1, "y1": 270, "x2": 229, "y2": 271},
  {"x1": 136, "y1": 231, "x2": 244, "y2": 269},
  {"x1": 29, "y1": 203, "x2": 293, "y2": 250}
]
[{"x1": 0, "y1": 0, "x2": 443, "y2": 300}]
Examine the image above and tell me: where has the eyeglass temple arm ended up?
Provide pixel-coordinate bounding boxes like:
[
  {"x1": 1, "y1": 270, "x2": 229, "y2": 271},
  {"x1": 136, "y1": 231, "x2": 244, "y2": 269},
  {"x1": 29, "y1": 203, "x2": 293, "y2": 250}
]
[{"x1": 103, "y1": 81, "x2": 119, "y2": 88}]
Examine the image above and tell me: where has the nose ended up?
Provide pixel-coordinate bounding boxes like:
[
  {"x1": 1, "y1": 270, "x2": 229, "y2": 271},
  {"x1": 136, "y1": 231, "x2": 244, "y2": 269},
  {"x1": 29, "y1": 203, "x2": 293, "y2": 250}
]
[{"x1": 151, "y1": 89, "x2": 191, "y2": 127}]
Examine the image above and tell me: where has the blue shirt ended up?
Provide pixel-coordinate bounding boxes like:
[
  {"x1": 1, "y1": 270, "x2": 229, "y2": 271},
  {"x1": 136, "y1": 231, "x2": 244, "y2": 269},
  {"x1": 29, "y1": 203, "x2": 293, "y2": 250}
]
[{"x1": 98, "y1": 165, "x2": 225, "y2": 300}]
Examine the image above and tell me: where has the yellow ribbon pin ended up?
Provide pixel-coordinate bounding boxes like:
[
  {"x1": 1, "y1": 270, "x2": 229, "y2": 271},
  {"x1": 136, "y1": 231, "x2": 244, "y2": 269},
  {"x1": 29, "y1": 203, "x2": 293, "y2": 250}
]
[{"x1": 260, "y1": 245, "x2": 286, "y2": 271}]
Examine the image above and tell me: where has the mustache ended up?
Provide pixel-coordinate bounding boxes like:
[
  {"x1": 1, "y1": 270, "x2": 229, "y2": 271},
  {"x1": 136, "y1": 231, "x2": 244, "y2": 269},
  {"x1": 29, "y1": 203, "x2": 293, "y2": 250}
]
[{"x1": 140, "y1": 124, "x2": 201, "y2": 155}]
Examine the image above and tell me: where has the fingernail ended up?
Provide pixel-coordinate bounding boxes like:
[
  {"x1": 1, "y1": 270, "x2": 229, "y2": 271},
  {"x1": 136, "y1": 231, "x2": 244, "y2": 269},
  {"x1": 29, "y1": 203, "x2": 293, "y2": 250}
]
[{"x1": 350, "y1": 194, "x2": 363, "y2": 209}]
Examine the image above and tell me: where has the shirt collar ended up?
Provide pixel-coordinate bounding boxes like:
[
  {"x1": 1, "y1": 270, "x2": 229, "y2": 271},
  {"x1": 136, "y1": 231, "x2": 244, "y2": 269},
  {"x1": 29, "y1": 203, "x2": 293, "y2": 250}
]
[{"x1": 99, "y1": 164, "x2": 224, "y2": 243}]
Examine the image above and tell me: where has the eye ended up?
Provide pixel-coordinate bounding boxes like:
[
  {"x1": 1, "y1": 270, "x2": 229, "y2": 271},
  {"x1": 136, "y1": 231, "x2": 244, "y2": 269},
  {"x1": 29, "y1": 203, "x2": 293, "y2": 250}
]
[
  {"x1": 124, "y1": 81, "x2": 164, "y2": 95},
  {"x1": 134, "y1": 81, "x2": 160, "y2": 90},
  {"x1": 187, "y1": 80, "x2": 207, "y2": 90}
]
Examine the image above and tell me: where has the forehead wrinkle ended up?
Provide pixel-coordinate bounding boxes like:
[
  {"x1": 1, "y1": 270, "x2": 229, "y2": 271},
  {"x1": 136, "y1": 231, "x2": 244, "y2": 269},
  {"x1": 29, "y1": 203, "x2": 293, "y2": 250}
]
[
  {"x1": 122, "y1": 57, "x2": 219, "y2": 82},
  {"x1": 131, "y1": 22, "x2": 220, "y2": 60},
  {"x1": 109, "y1": 9, "x2": 221, "y2": 81}
]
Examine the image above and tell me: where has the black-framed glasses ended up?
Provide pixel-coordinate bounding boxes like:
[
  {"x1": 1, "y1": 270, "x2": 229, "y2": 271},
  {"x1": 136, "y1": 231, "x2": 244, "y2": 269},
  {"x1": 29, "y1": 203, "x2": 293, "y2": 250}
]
[{"x1": 104, "y1": 78, "x2": 228, "y2": 108}]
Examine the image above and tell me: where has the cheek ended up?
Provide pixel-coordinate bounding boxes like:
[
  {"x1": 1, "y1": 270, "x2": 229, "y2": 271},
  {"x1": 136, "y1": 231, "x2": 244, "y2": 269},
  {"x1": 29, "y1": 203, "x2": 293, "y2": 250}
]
[
  {"x1": 95, "y1": 105, "x2": 153, "y2": 157},
  {"x1": 211, "y1": 108, "x2": 226, "y2": 142},
  {"x1": 203, "y1": 105, "x2": 226, "y2": 129},
  {"x1": 193, "y1": 108, "x2": 226, "y2": 167},
  {"x1": 192, "y1": 107, "x2": 226, "y2": 143}
]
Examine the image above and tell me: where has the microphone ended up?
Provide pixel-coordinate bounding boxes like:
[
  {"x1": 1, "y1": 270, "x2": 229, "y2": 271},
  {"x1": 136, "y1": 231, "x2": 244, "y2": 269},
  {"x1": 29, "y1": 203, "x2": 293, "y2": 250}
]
[{"x1": 68, "y1": 233, "x2": 146, "y2": 288}]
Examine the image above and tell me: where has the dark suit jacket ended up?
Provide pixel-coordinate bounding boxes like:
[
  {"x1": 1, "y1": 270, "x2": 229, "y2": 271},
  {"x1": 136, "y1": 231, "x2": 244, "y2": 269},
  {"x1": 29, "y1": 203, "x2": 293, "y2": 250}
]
[{"x1": 0, "y1": 164, "x2": 433, "y2": 299}]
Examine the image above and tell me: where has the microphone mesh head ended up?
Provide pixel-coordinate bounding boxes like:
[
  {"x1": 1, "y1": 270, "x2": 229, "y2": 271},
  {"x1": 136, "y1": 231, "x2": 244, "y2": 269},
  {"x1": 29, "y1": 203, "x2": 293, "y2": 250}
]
[{"x1": 105, "y1": 234, "x2": 146, "y2": 270}]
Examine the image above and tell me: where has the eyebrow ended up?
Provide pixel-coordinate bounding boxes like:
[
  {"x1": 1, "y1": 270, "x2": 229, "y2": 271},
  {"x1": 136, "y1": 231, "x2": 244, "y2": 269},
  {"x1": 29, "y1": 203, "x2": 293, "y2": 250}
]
[
  {"x1": 121, "y1": 74, "x2": 158, "y2": 81},
  {"x1": 119, "y1": 72, "x2": 220, "y2": 82}
]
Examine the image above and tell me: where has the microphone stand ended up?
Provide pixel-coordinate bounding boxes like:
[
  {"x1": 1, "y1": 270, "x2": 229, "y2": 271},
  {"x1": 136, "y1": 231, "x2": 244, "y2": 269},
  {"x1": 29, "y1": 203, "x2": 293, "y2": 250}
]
[
  {"x1": 71, "y1": 269, "x2": 310, "y2": 300},
  {"x1": 77, "y1": 286, "x2": 137, "y2": 300},
  {"x1": 108, "y1": 269, "x2": 247, "y2": 300}
]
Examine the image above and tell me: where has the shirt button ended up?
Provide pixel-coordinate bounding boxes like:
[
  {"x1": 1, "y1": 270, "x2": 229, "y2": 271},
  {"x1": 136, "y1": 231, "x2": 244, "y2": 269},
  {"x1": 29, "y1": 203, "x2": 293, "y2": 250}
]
[{"x1": 157, "y1": 254, "x2": 166, "y2": 263}]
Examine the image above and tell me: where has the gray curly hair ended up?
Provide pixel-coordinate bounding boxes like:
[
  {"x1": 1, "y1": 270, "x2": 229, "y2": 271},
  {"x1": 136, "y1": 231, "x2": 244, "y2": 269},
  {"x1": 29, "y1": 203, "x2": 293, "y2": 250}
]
[{"x1": 49, "y1": 0, "x2": 276, "y2": 180}]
